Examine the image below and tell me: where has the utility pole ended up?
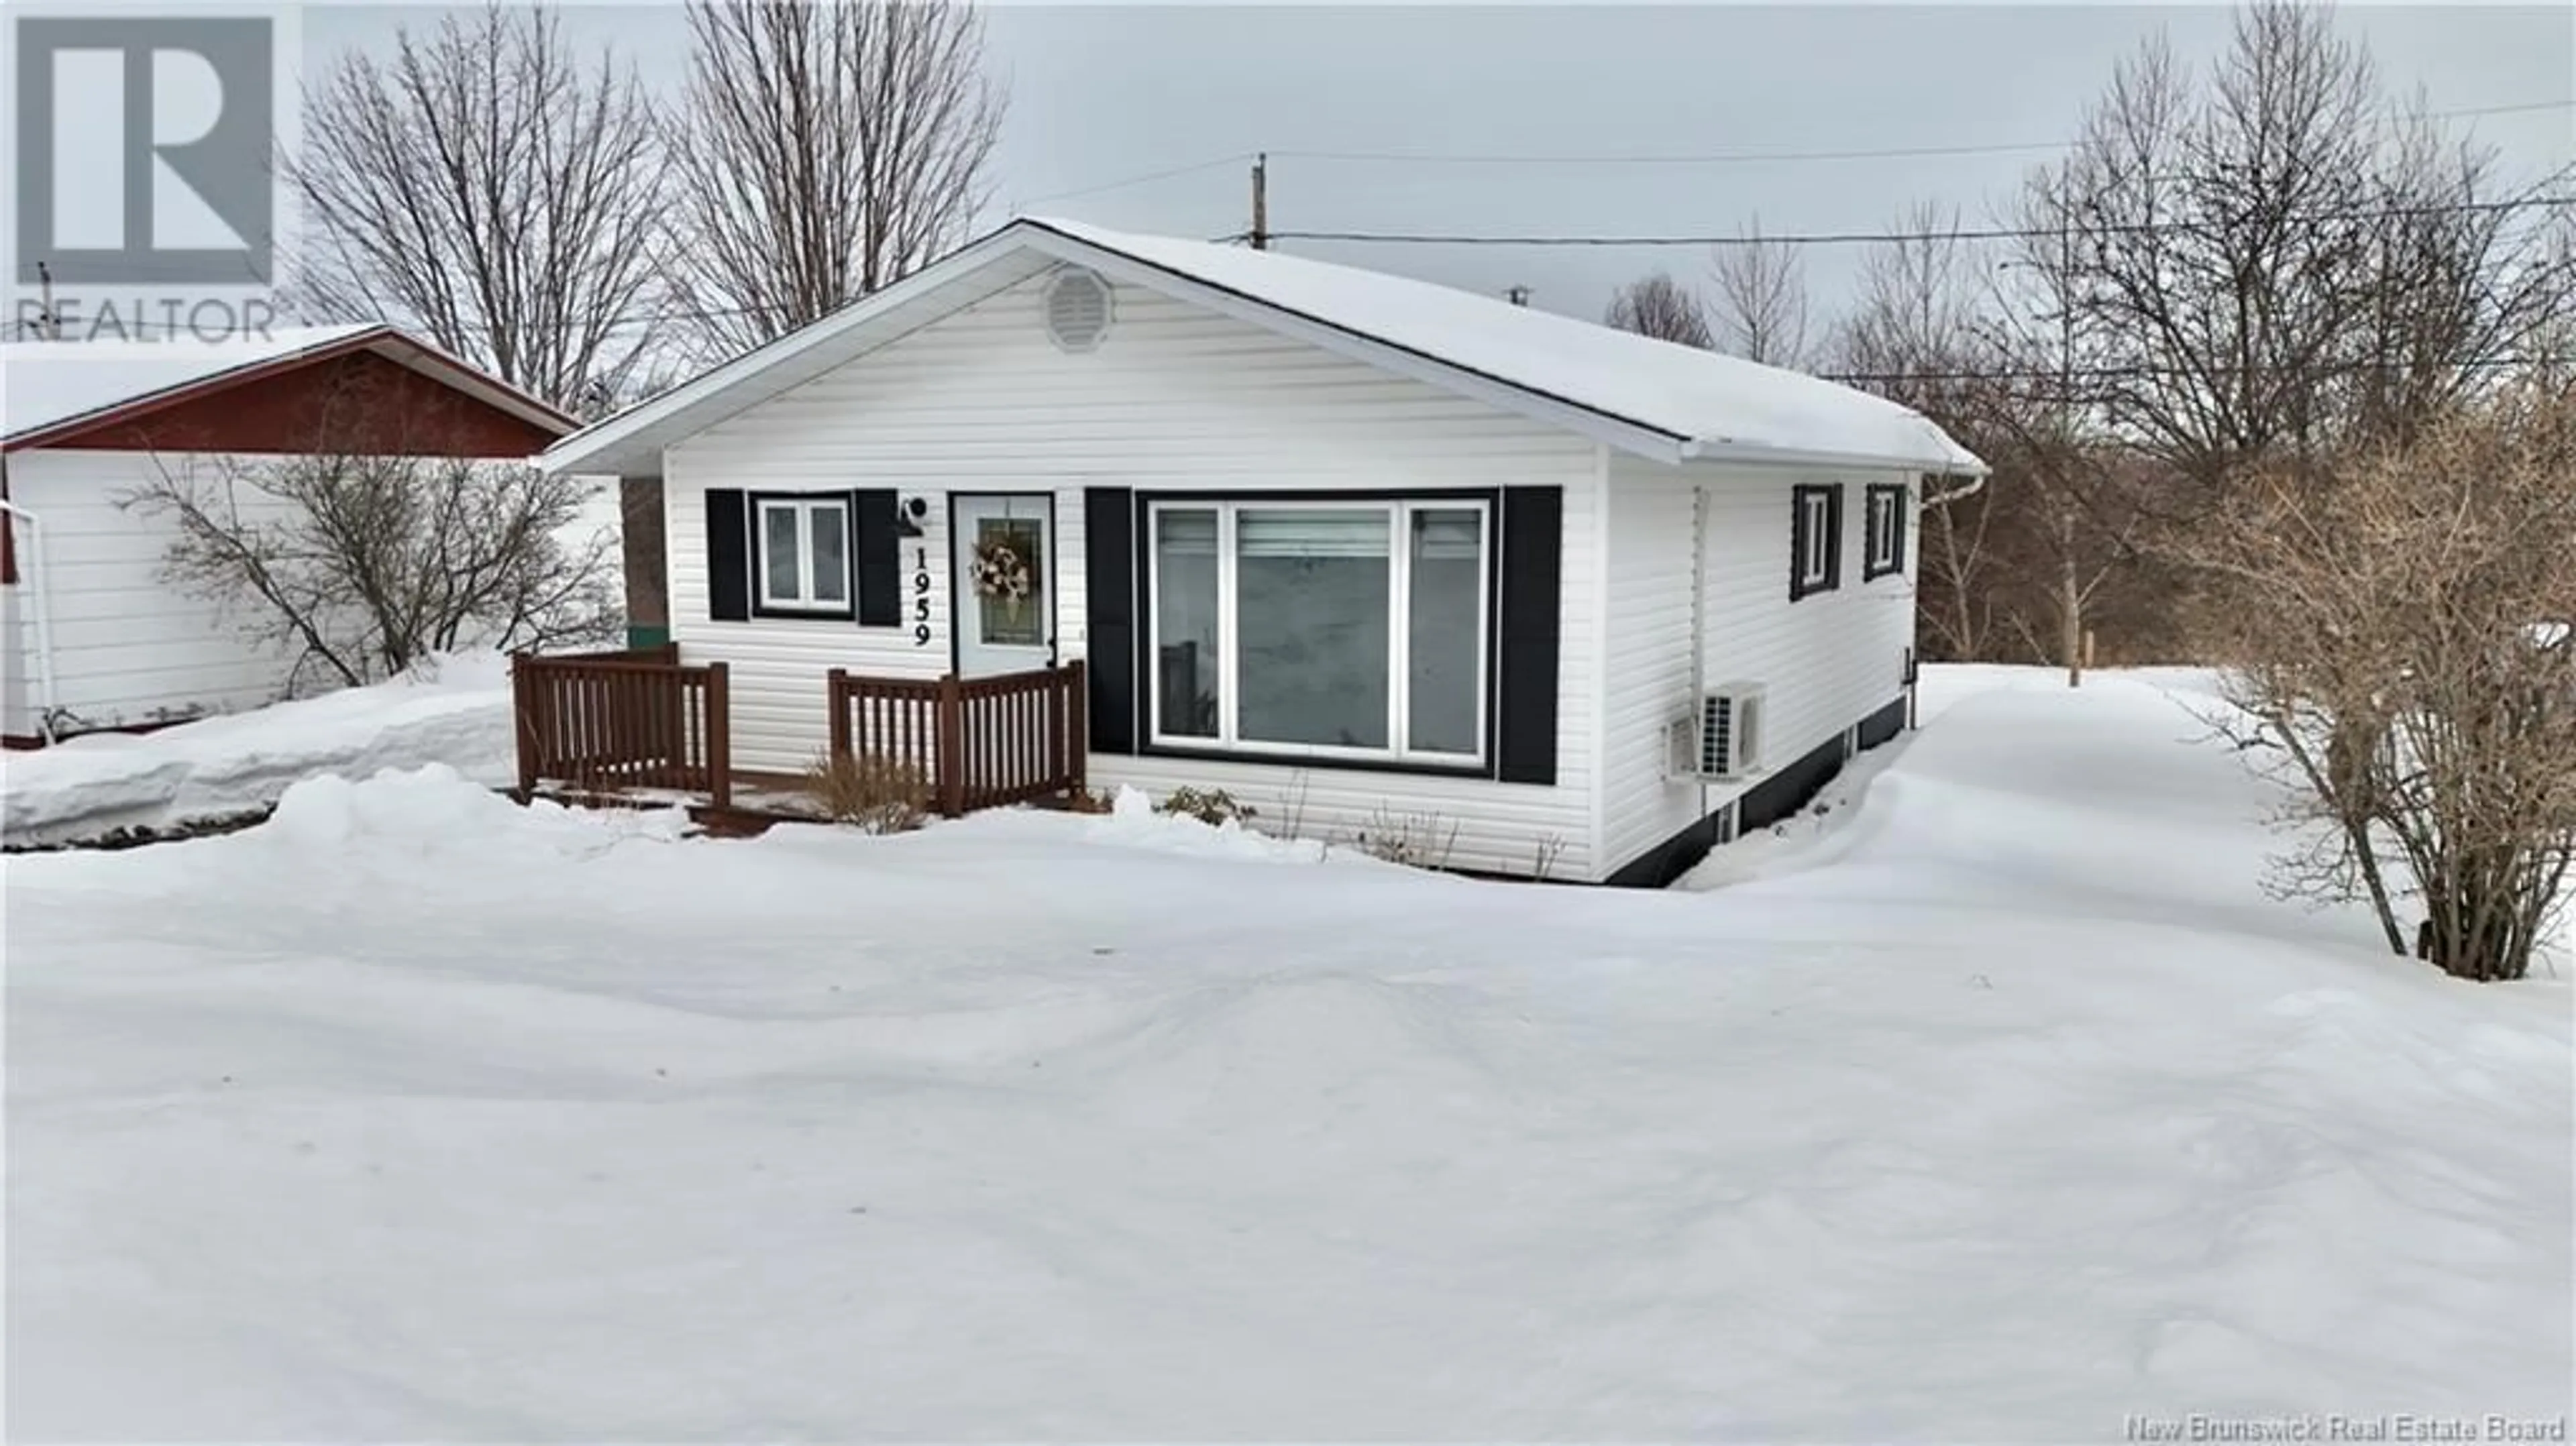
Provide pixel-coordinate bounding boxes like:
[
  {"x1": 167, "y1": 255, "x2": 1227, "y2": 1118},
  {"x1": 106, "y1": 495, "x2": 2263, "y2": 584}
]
[
  {"x1": 2055, "y1": 202, "x2": 2082, "y2": 691},
  {"x1": 1249, "y1": 153, "x2": 1268, "y2": 250}
]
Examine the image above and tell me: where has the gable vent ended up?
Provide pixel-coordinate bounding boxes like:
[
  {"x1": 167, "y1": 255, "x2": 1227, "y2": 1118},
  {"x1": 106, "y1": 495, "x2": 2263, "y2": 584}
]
[{"x1": 1044, "y1": 268, "x2": 1114, "y2": 353}]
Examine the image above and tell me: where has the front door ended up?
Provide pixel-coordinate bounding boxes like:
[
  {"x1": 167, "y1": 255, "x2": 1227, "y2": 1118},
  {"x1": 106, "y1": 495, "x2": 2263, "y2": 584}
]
[{"x1": 951, "y1": 494, "x2": 1056, "y2": 678}]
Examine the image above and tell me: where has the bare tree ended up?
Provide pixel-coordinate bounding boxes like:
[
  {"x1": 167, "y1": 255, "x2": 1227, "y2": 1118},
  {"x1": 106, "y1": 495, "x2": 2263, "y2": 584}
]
[
  {"x1": 1830, "y1": 205, "x2": 2044, "y2": 663},
  {"x1": 127, "y1": 456, "x2": 621, "y2": 689},
  {"x1": 288, "y1": 5, "x2": 667, "y2": 407},
  {"x1": 1709, "y1": 218, "x2": 1810, "y2": 368},
  {"x1": 661, "y1": 0, "x2": 1005, "y2": 362},
  {"x1": 2185, "y1": 384, "x2": 2576, "y2": 982},
  {"x1": 1603, "y1": 272, "x2": 1713, "y2": 347},
  {"x1": 2019, "y1": 1, "x2": 2573, "y2": 490}
]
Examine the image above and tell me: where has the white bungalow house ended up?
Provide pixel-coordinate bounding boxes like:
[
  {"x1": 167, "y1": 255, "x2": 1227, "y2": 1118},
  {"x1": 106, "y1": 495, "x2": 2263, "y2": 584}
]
[
  {"x1": 1, "y1": 326, "x2": 608, "y2": 746},
  {"x1": 535, "y1": 217, "x2": 1985, "y2": 885}
]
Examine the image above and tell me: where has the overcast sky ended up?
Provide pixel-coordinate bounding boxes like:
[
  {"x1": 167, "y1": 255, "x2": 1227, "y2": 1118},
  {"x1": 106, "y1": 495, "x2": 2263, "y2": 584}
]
[
  {"x1": 307, "y1": 1, "x2": 2574, "y2": 327},
  {"x1": 15, "y1": 3, "x2": 2572, "y2": 339}
]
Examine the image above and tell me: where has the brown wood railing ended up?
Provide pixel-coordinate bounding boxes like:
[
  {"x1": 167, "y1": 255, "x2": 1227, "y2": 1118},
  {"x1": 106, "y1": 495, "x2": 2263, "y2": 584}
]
[
  {"x1": 828, "y1": 661, "x2": 1087, "y2": 817},
  {"x1": 514, "y1": 649, "x2": 731, "y2": 809}
]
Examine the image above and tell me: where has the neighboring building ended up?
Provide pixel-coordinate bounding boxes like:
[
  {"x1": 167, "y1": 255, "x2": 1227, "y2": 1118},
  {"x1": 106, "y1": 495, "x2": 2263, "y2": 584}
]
[
  {"x1": 1, "y1": 325, "x2": 601, "y2": 745},
  {"x1": 535, "y1": 218, "x2": 1985, "y2": 885}
]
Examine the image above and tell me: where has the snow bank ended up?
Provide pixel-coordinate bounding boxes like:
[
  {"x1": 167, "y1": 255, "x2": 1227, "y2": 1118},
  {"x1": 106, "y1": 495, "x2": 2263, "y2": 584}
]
[
  {"x1": 5, "y1": 665, "x2": 2567, "y2": 1440},
  {"x1": 1, "y1": 653, "x2": 513, "y2": 848}
]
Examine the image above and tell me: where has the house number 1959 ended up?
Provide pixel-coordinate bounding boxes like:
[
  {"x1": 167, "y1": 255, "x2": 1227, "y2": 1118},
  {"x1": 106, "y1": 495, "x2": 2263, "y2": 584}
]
[{"x1": 912, "y1": 548, "x2": 933, "y2": 646}]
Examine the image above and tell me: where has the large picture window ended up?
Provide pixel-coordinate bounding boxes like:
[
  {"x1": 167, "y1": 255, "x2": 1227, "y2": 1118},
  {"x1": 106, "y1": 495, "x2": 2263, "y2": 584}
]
[
  {"x1": 1148, "y1": 498, "x2": 1491, "y2": 765},
  {"x1": 756, "y1": 496, "x2": 851, "y2": 614}
]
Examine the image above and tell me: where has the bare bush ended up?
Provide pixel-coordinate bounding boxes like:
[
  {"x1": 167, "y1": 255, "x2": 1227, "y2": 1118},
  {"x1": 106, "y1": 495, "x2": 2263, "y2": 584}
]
[
  {"x1": 1157, "y1": 786, "x2": 1256, "y2": 828},
  {"x1": 124, "y1": 455, "x2": 620, "y2": 688},
  {"x1": 1530, "y1": 834, "x2": 1568, "y2": 882},
  {"x1": 1352, "y1": 808, "x2": 1461, "y2": 871},
  {"x1": 289, "y1": 5, "x2": 667, "y2": 408},
  {"x1": 1604, "y1": 272, "x2": 1713, "y2": 348},
  {"x1": 2184, "y1": 384, "x2": 2576, "y2": 981},
  {"x1": 805, "y1": 750, "x2": 930, "y2": 834},
  {"x1": 660, "y1": 0, "x2": 1004, "y2": 363}
]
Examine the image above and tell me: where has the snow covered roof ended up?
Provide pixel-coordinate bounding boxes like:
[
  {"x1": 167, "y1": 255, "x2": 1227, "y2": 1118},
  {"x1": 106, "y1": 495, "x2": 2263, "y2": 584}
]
[
  {"x1": 3, "y1": 325, "x2": 572, "y2": 451},
  {"x1": 539, "y1": 217, "x2": 1986, "y2": 478}
]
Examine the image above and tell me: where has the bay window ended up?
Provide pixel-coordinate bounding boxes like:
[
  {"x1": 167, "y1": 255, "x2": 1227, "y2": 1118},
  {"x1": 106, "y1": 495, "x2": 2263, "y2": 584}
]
[{"x1": 1148, "y1": 498, "x2": 1491, "y2": 765}]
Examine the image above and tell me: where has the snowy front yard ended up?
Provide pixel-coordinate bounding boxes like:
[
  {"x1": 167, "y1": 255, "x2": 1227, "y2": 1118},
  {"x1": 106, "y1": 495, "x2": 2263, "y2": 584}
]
[
  {"x1": 1, "y1": 653, "x2": 513, "y2": 849},
  {"x1": 7, "y1": 669, "x2": 2569, "y2": 1439}
]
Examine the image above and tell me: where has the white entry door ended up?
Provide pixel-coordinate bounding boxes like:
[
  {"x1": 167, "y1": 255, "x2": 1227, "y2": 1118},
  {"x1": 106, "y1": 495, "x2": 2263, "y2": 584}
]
[{"x1": 951, "y1": 494, "x2": 1056, "y2": 678}]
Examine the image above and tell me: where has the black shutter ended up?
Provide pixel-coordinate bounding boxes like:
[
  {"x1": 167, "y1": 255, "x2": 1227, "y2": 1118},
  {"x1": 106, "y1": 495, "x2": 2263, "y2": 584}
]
[
  {"x1": 1084, "y1": 487, "x2": 1137, "y2": 753},
  {"x1": 1788, "y1": 486, "x2": 1811, "y2": 601},
  {"x1": 853, "y1": 490, "x2": 900, "y2": 625},
  {"x1": 1495, "y1": 486, "x2": 1562, "y2": 785},
  {"x1": 1892, "y1": 487, "x2": 1909, "y2": 573},
  {"x1": 1827, "y1": 485, "x2": 1845, "y2": 587},
  {"x1": 706, "y1": 488, "x2": 750, "y2": 621}
]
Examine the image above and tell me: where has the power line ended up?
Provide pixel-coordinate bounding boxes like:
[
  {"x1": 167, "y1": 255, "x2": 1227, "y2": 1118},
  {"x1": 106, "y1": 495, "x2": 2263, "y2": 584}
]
[
  {"x1": 990, "y1": 97, "x2": 2576, "y2": 214},
  {"x1": 1265, "y1": 99, "x2": 2575, "y2": 168},
  {"x1": 1273, "y1": 137, "x2": 2070, "y2": 168},
  {"x1": 1817, "y1": 353, "x2": 2576, "y2": 388},
  {"x1": 1015, "y1": 152, "x2": 1254, "y2": 207},
  {"x1": 1267, "y1": 195, "x2": 2576, "y2": 250}
]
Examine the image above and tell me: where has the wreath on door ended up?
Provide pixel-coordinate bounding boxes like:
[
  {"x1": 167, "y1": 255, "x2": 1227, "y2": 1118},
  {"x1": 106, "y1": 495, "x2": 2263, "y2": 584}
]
[{"x1": 969, "y1": 533, "x2": 1034, "y2": 619}]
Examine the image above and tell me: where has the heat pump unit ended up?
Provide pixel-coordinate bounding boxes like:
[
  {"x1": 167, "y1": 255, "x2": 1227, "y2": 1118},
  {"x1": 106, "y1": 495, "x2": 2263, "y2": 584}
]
[{"x1": 1670, "y1": 684, "x2": 1765, "y2": 781}]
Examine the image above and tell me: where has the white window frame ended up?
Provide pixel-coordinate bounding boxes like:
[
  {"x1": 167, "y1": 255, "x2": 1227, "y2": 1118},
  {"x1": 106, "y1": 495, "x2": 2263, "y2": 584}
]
[
  {"x1": 1865, "y1": 488, "x2": 1903, "y2": 576},
  {"x1": 755, "y1": 496, "x2": 851, "y2": 614},
  {"x1": 1796, "y1": 488, "x2": 1836, "y2": 592},
  {"x1": 1146, "y1": 497, "x2": 1493, "y2": 767}
]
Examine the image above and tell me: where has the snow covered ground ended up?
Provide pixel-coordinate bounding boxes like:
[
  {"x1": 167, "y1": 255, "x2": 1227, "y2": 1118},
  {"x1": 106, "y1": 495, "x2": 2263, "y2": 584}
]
[
  {"x1": 7, "y1": 667, "x2": 2569, "y2": 1439},
  {"x1": 1, "y1": 653, "x2": 511, "y2": 848}
]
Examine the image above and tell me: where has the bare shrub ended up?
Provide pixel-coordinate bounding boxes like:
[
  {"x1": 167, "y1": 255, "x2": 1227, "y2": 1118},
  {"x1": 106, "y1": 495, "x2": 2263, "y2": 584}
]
[
  {"x1": 124, "y1": 454, "x2": 619, "y2": 689},
  {"x1": 1530, "y1": 834, "x2": 1568, "y2": 882},
  {"x1": 804, "y1": 750, "x2": 930, "y2": 834},
  {"x1": 1352, "y1": 808, "x2": 1462, "y2": 871},
  {"x1": 2184, "y1": 384, "x2": 2576, "y2": 982},
  {"x1": 1157, "y1": 786, "x2": 1256, "y2": 828}
]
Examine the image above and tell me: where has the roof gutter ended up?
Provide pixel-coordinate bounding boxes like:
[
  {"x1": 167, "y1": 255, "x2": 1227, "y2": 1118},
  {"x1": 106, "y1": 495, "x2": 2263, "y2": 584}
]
[
  {"x1": 1921, "y1": 471, "x2": 1988, "y2": 508},
  {"x1": 1679, "y1": 435, "x2": 1990, "y2": 476}
]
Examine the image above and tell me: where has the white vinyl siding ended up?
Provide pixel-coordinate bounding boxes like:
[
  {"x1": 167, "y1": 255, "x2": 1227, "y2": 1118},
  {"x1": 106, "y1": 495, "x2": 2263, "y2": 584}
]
[
  {"x1": 662, "y1": 269, "x2": 1600, "y2": 877},
  {"x1": 1596, "y1": 455, "x2": 1917, "y2": 877}
]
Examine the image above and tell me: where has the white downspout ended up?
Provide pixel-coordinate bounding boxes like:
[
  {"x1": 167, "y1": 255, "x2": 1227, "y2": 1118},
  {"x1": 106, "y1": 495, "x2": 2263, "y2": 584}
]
[
  {"x1": 1689, "y1": 481, "x2": 1715, "y2": 841},
  {"x1": 0, "y1": 484, "x2": 62, "y2": 745},
  {"x1": 1921, "y1": 471, "x2": 1987, "y2": 508}
]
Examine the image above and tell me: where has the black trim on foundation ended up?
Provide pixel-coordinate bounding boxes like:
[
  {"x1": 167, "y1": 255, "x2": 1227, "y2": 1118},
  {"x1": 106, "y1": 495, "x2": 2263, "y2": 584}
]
[
  {"x1": 1602, "y1": 695, "x2": 1909, "y2": 889},
  {"x1": 1855, "y1": 694, "x2": 1907, "y2": 751}
]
